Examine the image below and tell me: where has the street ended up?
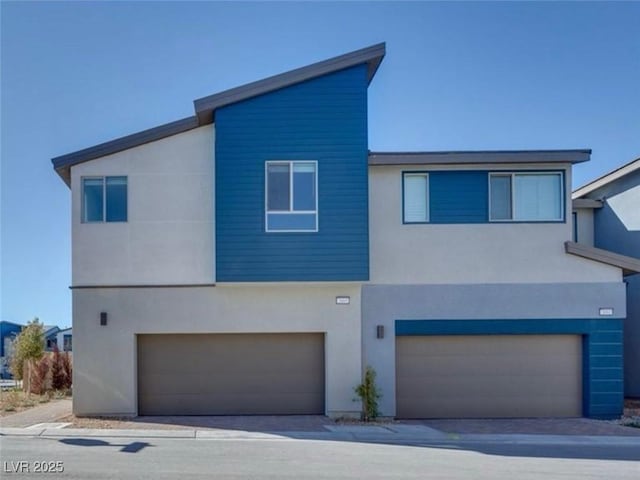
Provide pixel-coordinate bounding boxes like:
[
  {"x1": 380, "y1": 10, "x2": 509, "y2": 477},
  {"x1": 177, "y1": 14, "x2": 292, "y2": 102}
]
[{"x1": 1, "y1": 435, "x2": 639, "y2": 479}]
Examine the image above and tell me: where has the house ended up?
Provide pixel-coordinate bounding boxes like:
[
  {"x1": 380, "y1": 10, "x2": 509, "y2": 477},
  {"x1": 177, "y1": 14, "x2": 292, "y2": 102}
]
[
  {"x1": 51, "y1": 43, "x2": 640, "y2": 419},
  {"x1": 573, "y1": 158, "x2": 640, "y2": 398},
  {"x1": 43, "y1": 325, "x2": 60, "y2": 351},
  {"x1": 0, "y1": 321, "x2": 23, "y2": 378},
  {"x1": 56, "y1": 327, "x2": 73, "y2": 352}
]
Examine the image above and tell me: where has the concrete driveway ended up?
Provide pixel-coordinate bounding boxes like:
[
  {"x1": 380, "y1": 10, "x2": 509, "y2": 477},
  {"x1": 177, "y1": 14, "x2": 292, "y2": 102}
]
[{"x1": 2, "y1": 398, "x2": 639, "y2": 437}]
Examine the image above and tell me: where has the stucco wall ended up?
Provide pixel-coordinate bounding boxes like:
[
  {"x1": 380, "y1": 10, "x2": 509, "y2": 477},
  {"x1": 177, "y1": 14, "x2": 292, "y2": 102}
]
[
  {"x1": 72, "y1": 284, "x2": 362, "y2": 417},
  {"x1": 369, "y1": 164, "x2": 621, "y2": 284},
  {"x1": 361, "y1": 282, "x2": 626, "y2": 416},
  {"x1": 70, "y1": 125, "x2": 214, "y2": 286},
  {"x1": 574, "y1": 208, "x2": 595, "y2": 246}
]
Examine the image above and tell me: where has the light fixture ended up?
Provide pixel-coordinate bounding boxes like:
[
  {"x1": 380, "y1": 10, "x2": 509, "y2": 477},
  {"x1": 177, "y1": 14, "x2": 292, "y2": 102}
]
[
  {"x1": 100, "y1": 312, "x2": 108, "y2": 326},
  {"x1": 376, "y1": 325, "x2": 384, "y2": 339}
]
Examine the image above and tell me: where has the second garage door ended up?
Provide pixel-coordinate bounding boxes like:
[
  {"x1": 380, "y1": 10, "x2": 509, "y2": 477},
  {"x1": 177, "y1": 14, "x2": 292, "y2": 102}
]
[
  {"x1": 396, "y1": 335, "x2": 582, "y2": 418},
  {"x1": 138, "y1": 333, "x2": 324, "y2": 415}
]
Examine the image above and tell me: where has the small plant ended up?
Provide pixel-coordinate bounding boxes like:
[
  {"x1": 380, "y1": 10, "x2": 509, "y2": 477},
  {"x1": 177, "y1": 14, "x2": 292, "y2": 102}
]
[
  {"x1": 354, "y1": 366, "x2": 382, "y2": 422},
  {"x1": 3, "y1": 390, "x2": 21, "y2": 412}
]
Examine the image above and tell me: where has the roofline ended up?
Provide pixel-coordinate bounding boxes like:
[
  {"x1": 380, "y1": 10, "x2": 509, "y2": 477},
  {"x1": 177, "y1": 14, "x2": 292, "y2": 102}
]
[
  {"x1": 0, "y1": 321, "x2": 24, "y2": 328},
  {"x1": 368, "y1": 149, "x2": 592, "y2": 166},
  {"x1": 57, "y1": 327, "x2": 72, "y2": 333},
  {"x1": 572, "y1": 198, "x2": 603, "y2": 209},
  {"x1": 565, "y1": 241, "x2": 640, "y2": 276},
  {"x1": 51, "y1": 116, "x2": 199, "y2": 186},
  {"x1": 193, "y1": 42, "x2": 386, "y2": 125},
  {"x1": 572, "y1": 157, "x2": 640, "y2": 199},
  {"x1": 51, "y1": 43, "x2": 386, "y2": 186}
]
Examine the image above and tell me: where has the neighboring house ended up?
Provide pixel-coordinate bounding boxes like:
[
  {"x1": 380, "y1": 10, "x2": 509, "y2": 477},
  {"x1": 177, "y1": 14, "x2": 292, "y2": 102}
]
[
  {"x1": 56, "y1": 327, "x2": 73, "y2": 352},
  {"x1": 573, "y1": 158, "x2": 640, "y2": 398},
  {"x1": 51, "y1": 43, "x2": 640, "y2": 419},
  {"x1": 43, "y1": 325, "x2": 60, "y2": 351},
  {"x1": 0, "y1": 321, "x2": 23, "y2": 378}
]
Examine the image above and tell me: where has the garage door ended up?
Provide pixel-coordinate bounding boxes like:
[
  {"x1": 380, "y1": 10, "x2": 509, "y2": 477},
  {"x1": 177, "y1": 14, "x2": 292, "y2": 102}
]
[
  {"x1": 138, "y1": 333, "x2": 324, "y2": 415},
  {"x1": 396, "y1": 335, "x2": 582, "y2": 418}
]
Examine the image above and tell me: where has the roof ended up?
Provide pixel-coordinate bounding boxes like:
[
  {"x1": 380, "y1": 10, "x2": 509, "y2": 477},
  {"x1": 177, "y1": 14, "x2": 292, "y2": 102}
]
[
  {"x1": 51, "y1": 43, "x2": 386, "y2": 186},
  {"x1": 572, "y1": 157, "x2": 640, "y2": 199},
  {"x1": 57, "y1": 327, "x2": 72, "y2": 334},
  {"x1": 572, "y1": 198, "x2": 603, "y2": 209},
  {"x1": 565, "y1": 241, "x2": 640, "y2": 276},
  {"x1": 368, "y1": 149, "x2": 591, "y2": 166}
]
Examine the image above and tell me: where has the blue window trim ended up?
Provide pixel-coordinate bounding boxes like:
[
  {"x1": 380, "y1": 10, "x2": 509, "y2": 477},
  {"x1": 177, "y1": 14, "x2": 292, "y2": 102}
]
[
  {"x1": 488, "y1": 170, "x2": 566, "y2": 223},
  {"x1": 401, "y1": 171, "x2": 430, "y2": 224},
  {"x1": 81, "y1": 176, "x2": 128, "y2": 223},
  {"x1": 265, "y1": 160, "x2": 319, "y2": 233}
]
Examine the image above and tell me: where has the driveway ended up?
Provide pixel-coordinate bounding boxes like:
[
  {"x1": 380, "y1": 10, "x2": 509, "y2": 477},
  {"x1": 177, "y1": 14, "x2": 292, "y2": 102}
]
[{"x1": 2, "y1": 399, "x2": 639, "y2": 437}]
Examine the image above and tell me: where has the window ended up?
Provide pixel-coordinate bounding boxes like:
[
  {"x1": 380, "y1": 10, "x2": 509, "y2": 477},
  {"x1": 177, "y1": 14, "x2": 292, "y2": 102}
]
[
  {"x1": 403, "y1": 173, "x2": 429, "y2": 223},
  {"x1": 82, "y1": 176, "x2": 128, "y2": 222},
  {"x1": 489, "y1": 172, "x2": 563, "y2": 222},
  {"x1": 63, "y1": 334, "x2": 72, "y2": 352},
  {"x1": 266, "y1": 161, "x2": 317, "y2": 232}
]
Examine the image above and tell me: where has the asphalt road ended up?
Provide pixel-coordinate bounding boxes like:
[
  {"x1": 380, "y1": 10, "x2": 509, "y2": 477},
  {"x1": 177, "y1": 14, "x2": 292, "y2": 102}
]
[{"x1": 1, "y1": 435, "x2": 639, "y2": 479}]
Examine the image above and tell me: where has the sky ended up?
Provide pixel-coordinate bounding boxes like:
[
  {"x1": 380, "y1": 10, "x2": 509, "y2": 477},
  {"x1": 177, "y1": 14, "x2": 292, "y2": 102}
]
[{"x1": 1, "y1": 1, "x2": 639, "y2": 328}]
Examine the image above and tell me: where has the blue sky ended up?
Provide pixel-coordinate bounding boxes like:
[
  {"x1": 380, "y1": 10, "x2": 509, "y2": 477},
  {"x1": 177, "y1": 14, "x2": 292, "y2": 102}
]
[{"x1": 1, "y1": 1, "x2": 639, "y2": 328}]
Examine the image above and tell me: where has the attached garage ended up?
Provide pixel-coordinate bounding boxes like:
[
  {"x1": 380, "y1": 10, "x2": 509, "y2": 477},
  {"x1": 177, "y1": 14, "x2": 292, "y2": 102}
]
[
  {"x1": 138, "y1": 333, "x2": 325, "y2": 415},
  {"x1": 396, "y1": 334, "x2": 582, "y2": 418}
]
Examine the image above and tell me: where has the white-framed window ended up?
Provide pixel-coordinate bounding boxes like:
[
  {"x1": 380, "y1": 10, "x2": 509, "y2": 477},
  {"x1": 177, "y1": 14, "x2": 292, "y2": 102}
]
[
  {"x1": 489, "y1": 172, "x2": 564, "y2": 222},
  {"x1": 265, "y1": 161, "x2": 318, "y2": 232},
  {"x1": 82, "y1": 176, "x2": 128, "y2": 223},
  {"x1": 403, "y1": 172, "x2": 429, "y2": 223}
]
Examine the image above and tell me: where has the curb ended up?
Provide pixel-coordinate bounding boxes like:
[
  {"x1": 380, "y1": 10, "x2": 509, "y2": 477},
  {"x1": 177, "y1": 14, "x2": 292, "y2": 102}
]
[{"x1": 2, "y1": 427, "x2": 640, "y2": 445}]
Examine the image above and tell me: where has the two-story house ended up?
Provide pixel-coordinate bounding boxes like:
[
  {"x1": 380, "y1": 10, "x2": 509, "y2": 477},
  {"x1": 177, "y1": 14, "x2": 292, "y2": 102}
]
[
  {"x1": 52, "y1": 43, "x2": 640, "y2": 419},
  {"x1": 573, "y1": 158, "x2": 640, "y2": 399}
]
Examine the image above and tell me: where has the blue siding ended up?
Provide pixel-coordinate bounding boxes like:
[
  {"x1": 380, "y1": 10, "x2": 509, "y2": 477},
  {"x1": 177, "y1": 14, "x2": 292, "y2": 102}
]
[
  {"x1": 429, "y1": 171, "x2": 488, "y2": 223},
  {"x1": 395, "y1": 318, "x2": 624, "y2": 419},
  {"x1": 0, "y1": 322, "x2": 22, "y2": 357},
  {"x1": 215, "y1": 65, "x2": 369, "y2": 281}
]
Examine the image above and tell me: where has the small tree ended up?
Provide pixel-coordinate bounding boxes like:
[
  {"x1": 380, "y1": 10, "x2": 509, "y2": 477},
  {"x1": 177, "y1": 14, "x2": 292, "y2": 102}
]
[
  {"x1": 10, "y1": 318, "x2": 45, "y2": 394},
  {"x1": 354, "y1": 366, "x2": 382, "y2": 422}
]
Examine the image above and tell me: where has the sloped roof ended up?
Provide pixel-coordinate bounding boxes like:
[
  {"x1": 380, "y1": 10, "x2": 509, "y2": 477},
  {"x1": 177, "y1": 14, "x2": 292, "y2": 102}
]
[
  {"x1": 565, "y1": 241, "x2": 640, "y2": 276},
  {"x1": 572, "y1": 157, "x2": 640, "y2": 199},
  {"x1": 51, "y1": 43, "x2": 386, "y2": 186}
]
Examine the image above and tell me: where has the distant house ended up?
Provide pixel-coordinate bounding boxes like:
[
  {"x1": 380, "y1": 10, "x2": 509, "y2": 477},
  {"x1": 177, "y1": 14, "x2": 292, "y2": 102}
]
[
  {"x1": 56, "y1": 327, "x2": 72, "y2": 352},
  {"x1": 0, "y1": 321, "x2": 23, "y2": 378},
  {"x1": 573, "y1": 157, "x2": 640, "y2": 398},
  {"x1": 43, "y1": 325, "x2": 60, "y2": 351}
]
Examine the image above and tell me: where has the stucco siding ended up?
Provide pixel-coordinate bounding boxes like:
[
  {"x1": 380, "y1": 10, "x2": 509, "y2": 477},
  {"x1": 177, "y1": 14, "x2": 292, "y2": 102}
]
[
  {"x1": 369, "y1": 164, "x2": 621, "y2": 284},
  {"x1": 72, "y1": 284, "x2": 361, "y2": 417},
  {"x1": 574, "y1": 208, "x2": 595, "y2": 246},
  {"x1": 70, "y1": 125, "x2": 214, "y2": 286}
]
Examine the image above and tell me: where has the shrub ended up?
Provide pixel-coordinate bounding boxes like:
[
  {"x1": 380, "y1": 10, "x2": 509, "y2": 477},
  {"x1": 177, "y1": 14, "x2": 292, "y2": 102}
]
[
  {"x1": 51, "y1": 345, "x2": 66, "y2": 390},
  {"x1": 10, "y1": 319, "x2": 45, "y2": 393},
  {"x1": 61, "y1": 352, "x2": 72, "y2": 389},
  {"x1": 354, "y1": 366, "x2": 382, "y2": 422},
  {"x1": 31, "y1": 356, "x2": 50, "y2": 395}
]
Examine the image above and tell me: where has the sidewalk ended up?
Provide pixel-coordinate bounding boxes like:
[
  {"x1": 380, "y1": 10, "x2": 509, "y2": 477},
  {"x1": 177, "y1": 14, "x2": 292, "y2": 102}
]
[{"x1": 1, "y1": 399, "x2": 640, "y2": 446}]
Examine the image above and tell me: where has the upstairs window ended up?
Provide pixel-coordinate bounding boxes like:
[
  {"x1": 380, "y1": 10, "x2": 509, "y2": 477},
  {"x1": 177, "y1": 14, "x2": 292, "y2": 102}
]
[
  {"x1": 266, "y1": 161, "x2": 317, "y2": 232},
  {"x1": 82, "y1": 176, "x2": 128, "y2": 223},
  {"x1": 489, "y1": 172, "x2": 563, "y2": 222},
  {"x1": 403, "y1": 173, "x2": 429, "y2": 223}
]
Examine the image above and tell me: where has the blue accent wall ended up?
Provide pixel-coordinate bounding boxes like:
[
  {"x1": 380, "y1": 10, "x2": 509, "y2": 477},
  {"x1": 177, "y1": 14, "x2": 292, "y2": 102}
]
[
  {"x1": 215, "y1": 65, "x2": 369, "y2": 281},
  {"x1": 395, "y1": 318, "x2": 623, "y2": 419},
  {"x1": 429, "y1": 171, "x2": 488, "y2": 223},
  {"x1": 0, "y1": 322, "x2": 22, "y2": 357}
]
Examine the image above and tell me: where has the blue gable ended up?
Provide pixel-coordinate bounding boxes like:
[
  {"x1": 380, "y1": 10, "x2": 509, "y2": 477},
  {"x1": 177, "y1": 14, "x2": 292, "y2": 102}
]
[
  {"x1": 0, "y1": 322, "x2": 22, "y2": 357},
  {"x1": 215, "y1": 65, "x2": 370, "y2": 282}
]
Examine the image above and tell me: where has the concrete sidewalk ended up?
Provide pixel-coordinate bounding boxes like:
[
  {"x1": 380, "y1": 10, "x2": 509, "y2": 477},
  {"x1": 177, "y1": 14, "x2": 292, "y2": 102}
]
[
  {"x1": 2, "y1": 399, "x2": 640, "y2": 446},
  {"x1": 0, "y1": 398, "x2": 72, "y2": 427},
  {"x1": 2, "y1": 424, "x2": 640, "y2": 447}
]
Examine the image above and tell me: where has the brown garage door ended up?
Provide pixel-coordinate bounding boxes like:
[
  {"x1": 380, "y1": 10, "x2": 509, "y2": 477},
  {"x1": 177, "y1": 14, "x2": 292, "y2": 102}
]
[
  {"x1": 138, "y1": 333, "x2": 324, "y2": 415},
  {"x1": 396, "y1": 335, "x2": 582, "y2": 418}
]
